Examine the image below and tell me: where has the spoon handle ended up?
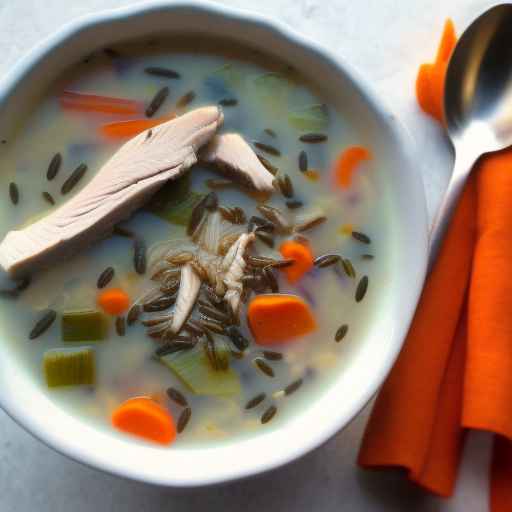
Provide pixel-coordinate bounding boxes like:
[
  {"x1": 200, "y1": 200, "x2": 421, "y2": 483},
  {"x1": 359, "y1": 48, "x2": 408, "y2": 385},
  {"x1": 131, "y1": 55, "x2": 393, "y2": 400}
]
[{"x1": 428, "y1": 149, "x2": 479, "y2": 271}]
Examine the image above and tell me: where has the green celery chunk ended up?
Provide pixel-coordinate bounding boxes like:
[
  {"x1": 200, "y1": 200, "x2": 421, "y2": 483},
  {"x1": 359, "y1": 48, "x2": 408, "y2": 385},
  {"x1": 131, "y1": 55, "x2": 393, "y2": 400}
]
[
  {"x1": 155, "y1": 191, "x2": 205, "y2": 226},
  {"x1": 288, "y1": 104, "x2": 329, "y2": 131},
  {"x1": 253, "y1": 72, "x2": 290, "y2": 110},
  {"x1": 62, "y1": 310, "x2": 108, "y2": 342},
  {"x1": 161, "y1": 345, "x2": 241, "y2": 396},
  {"x1": 146, "y1": 174, "x2": 204, "y2": 226},
  {"x1": 44, "y1": 347, "x2": 95, "y2": 388},
  {"x1": 212, "y1": 64, "x2": 242, "y2": 87}
]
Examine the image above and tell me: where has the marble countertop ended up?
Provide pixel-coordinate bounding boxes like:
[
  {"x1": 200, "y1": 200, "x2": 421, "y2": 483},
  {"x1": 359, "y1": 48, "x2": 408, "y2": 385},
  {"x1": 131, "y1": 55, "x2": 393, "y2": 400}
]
[{"x1": 0, "y1": 1, "x2": 497, "y2": 510}]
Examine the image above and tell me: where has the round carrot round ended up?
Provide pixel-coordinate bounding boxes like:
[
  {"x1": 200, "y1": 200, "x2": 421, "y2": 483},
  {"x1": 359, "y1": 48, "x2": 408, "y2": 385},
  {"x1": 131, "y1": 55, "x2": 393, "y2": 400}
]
[
  {"x1": 248, "y1": 294, "x2": 316, "y2": 345},
  {"x1": 97, "y1": 288, "x2": 130, "y2": 316},
  {"x1": 112, "y1": 397, "x2": 176, "y2": 445}
]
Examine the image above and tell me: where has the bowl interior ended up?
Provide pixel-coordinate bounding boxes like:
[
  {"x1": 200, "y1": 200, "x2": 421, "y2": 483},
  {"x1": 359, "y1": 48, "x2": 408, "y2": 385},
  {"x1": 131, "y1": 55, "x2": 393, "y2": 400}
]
[{"x1": 0, "y1": 1, "x2": 427, "y2": 486}]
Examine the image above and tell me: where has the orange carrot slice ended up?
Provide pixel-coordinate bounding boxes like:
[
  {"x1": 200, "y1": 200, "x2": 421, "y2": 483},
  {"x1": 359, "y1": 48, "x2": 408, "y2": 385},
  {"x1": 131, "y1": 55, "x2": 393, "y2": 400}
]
[
  {"x1": 100, "y1": 114, "x2": 176, "y2": 139},
  {"x1": 60, "y1": 91, "x2": 143, "y2": 115},
  {"x1": 279, "y1": 240, "x2": 314, "y2": 284},
  {"x1": 333, "y1": 146, "x2": 372, "y2": 189},
  {"x1": 415, "y1": 19, "x2": 456, "y2": 123},
  {"x1": 248, "y1": 294, "x2": 316, "y2": 345},
  {"x1": 112, "y1": 397, "x2": 176, "y2": 445},
  {"x1": 97, "y1": 288, "x2": 130, "y2": 316}
]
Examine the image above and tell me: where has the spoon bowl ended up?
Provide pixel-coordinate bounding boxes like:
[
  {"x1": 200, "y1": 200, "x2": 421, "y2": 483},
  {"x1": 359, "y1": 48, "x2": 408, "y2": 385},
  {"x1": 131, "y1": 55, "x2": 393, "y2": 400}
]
[{"x1": 429, "y1": 4, "x2": 512, "y2": 267}]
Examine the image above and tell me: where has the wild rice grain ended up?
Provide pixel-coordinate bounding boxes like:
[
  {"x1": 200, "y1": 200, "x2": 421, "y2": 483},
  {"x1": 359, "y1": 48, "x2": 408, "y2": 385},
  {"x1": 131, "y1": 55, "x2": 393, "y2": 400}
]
[
  {"x1": 255, "y1": 230, "x2": 275, "y2": 248},
  {"x1": 29, "y1": 309, "x2": 57, "y2": 340},
  {"x1": 335, "y1": 324, "x2": 349, "y2": 342},
  {"x1": 219, "y1": 98, "x2": 238, "y2": 106},
  {"x1": 61, "y1": 163, "x2": 87, "y2": 195},
  {"x1": 97, "y1": 266, "x2": 115, "y2": 289},
  {"x1": 133, "y1": 238, "x2": 147, "y2": 275},
  {"x1": 143, "y1": 296, "x2": 176, "y2": 312},
  {"x1": 248, "y1": 216, "x2": 275, "y2": 234},
  {"x1": 355, "y1": 275, "x2": 369, "y2": 302},
  {"x1": 257, "y1": 154, "x2": 279, "y2": 175},
  {"x1": 46, "y1": 153, "x2": 62, "y2": 180},
  {"x1": 271, "y1": 259, "x2": 295, "y2": 269},
  {"x1": 126, "y1": 304, "x2": 141, "y2": 325},
  {"x1": 146, "y1": 129, "x2": 153, "y2": 140},
  {"x1": 198, "y1": 304, "x2": 230, "y2": 323},
  {"x1": 352, "y1": 231, "x2": 371, "y2": 244},
  {"x1": 200, "y1": 319, "x2": 225, "y2": 335},
  {"x1": 226, "y1": 326, "x2": 249, "y2": 351},
  {"x1": 9, "y1": 182, "x2": 19, "y2": 205},
  {"x1": 177, "y1": 407, "x2": 192, "y2": 433},
  {"x1": 294, "y1": 215, "x2": 326, "y2": 232},
  {"x1": 314, "y1": 254, "x2": 341, "y2": 268},
  {"x1": 176, "y1": 90, "x2": 196, "y2": 109},
  {"x1": 361, "y1": 254, "x2": 375, "y2": 260},
  {"x1": 342, "y1": 258, "x2": 356, "y2": 278},
  {"x1": 254, "y1": 357, "x2": 275, "y2": 377},
  {"x1": 299, "y1": 133, "x2": 328, "y2": 143},
  {"x1": 167, "y1": 387, "x2": 188, "y2": 407},
  {"x1": 298, "y1": 150, "x2": 308, "y2": 172},
  {"x1": 284, "y1": 379, "x2": 303, "y2": 396},
  {"x1": 142, "y1": 317, "x2": 168, "y2": 327},
  {"x1": 286, "y1": 200, "x2": 303, "y2": 210},
  {"x1": 263, "y1": 350, "x2": 283, "y2": 361},
  {"x1": 263, "y1": 266, "x2": 279, "y2": 292},
  {"x1": 146, "y1": 86, "x2": 169, "y2": 117},
  {"x1": 245, "y1": 393, "x2": 266, "y2": 410},
  {"x1": 278, "y1": 175, "x2": 294, "y2": 198},
  {"x1": 156, "y1": 340, "x2": 195, "y2": 357},
  {"x1": 254, "y1": 141, "x2": 281, "y2": 156},
  {"x1": 261, "y1": 405, "x2": 277, "y2": 424},
  {"x1": 144, "y1": 67, "x2": 180, "y2": 79},
  {"x1": 115, "y1": 316, "x2": 126, "y2": 336},
  {"x1": 42, "y1": 192, "x2": 55, "y2": 205},
  {"x1": 186, "y1": 319, "x2": 205, "y2": 335}
]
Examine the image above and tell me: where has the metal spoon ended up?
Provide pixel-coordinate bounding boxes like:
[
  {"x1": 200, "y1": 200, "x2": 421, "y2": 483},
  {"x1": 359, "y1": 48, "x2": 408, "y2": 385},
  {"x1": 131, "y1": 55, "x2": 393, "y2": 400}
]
[{"x1": 429, "y1": 4, "x2": 512, "y2": 268}]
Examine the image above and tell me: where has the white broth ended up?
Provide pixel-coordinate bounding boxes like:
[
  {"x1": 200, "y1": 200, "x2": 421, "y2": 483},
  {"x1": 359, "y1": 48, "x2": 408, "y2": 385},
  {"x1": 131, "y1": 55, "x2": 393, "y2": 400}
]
[{"x1": 0, "y1": 38, "x2": 392, "y2": 446}]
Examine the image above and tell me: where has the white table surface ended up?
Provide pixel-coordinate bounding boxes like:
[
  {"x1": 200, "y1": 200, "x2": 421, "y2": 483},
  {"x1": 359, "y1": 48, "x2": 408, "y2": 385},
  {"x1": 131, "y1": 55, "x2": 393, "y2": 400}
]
[{"x1": 0, "y1": 0, "x2": 498, "y2": 510}]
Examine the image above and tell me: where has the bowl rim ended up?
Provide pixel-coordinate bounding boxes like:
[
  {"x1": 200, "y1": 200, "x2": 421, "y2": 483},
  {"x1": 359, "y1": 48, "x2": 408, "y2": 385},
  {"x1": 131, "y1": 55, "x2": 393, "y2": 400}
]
[{"x1": 0, "y1": 0, "x2": 428, "y2": 487}]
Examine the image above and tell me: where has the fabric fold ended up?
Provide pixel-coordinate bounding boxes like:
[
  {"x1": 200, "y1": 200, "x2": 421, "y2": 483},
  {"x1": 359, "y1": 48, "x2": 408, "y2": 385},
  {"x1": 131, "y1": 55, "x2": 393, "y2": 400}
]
[{"x1": 358, "y1": 20, "x2": 512, "y2": 512}]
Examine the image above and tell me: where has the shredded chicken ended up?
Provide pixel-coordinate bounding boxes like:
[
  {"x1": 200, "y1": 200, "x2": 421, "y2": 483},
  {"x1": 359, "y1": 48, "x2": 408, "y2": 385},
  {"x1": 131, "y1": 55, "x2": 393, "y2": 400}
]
[
  {"x1": 170, "y1": 263, "x2": 201, "y2": 334},
  {"x1": 222, "y1": 233, "x2": 255, "y2": 315}
]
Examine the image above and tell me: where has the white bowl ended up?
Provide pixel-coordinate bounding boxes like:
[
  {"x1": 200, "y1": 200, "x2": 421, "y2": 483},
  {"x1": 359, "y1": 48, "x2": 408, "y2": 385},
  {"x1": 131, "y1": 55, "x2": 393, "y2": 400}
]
[{"x1": 0, "y1": 0, "x2": 428, "y2": 487}]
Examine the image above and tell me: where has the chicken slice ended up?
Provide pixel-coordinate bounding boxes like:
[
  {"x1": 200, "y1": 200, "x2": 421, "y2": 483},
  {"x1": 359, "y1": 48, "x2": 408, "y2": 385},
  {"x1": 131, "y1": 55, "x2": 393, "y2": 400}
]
[
  {"x1": 222, "y1": 232, "x2": 255, "y2": 315},
  {"x1": 201, "y1": 133, "x2": 274, "y2": 192},
  {"x1": 0, "y1": 106, "x2": 224, "y2": 278},
  {"x1": 170, "y1": 263, "x2": 201, "y2": 334}
]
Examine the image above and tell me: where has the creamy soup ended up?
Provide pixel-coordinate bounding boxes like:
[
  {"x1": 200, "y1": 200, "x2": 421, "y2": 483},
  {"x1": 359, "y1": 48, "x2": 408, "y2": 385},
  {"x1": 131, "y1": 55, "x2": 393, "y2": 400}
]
[{"x1": 0, "y1": 37, "x2": 390, "y2": 446}]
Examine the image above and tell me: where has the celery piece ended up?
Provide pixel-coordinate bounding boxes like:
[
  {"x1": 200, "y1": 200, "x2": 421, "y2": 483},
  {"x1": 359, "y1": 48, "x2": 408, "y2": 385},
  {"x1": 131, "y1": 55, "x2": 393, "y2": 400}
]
[
  {"x1": 155, "y1": 191, "x2": 205, "y2": 226},
  {"x1": 62, "y1": 310, "x2": 108, "y2": 342},
  {"x1": 44, "y1": 347, "x2": 95, "y2": 388},
  {"x1": 288, "y1": 104, "x2": 329, "y2": 131},
  {"x1": 161, "y1": 346, "x2": 241, "y2": 396},
  {"x1": 147, "y1": 174, "x2": 204, "y2": 226},
  {"x1": 253, "y1": 72, "x2": 290, "y2": 110}
]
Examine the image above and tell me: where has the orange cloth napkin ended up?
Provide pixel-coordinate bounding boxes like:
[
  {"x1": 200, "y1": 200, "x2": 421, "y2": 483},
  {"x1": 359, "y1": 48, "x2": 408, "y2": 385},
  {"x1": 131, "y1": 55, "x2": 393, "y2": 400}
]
[{"x1": 358, "y1": 20, "x2": 512, "y2": 511}]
